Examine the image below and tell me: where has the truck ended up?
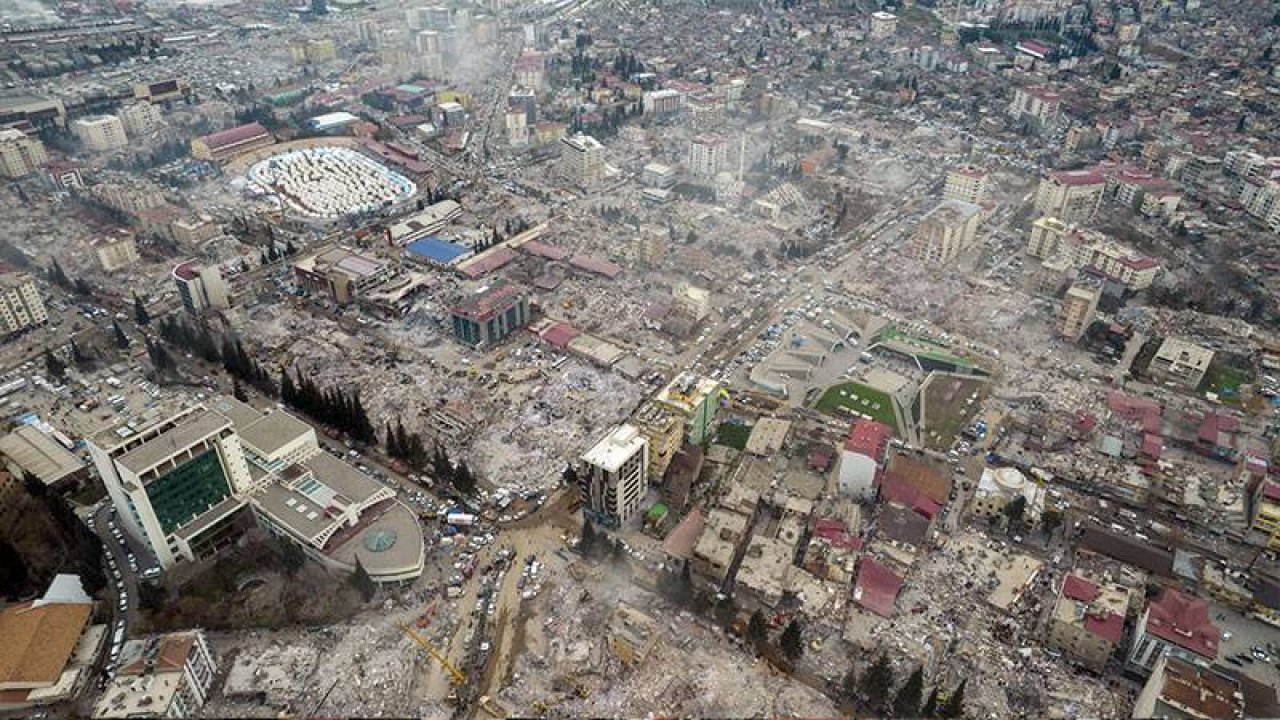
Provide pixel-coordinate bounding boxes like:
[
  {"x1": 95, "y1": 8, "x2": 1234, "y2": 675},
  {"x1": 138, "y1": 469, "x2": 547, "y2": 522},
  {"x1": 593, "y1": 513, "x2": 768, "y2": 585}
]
[
  {"x1": 446, "y1": 585, "x2": 464, "y2": 599},
  {"x1": 446, "y1": 512, "x2": 476, "y2": 527}
]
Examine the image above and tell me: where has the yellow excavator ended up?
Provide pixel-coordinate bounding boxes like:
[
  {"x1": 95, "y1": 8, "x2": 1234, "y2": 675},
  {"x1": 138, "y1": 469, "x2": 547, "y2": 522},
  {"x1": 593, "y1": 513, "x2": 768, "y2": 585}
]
[{"x1": 399, "y1": 624, "x2": 466, "y2": 686}]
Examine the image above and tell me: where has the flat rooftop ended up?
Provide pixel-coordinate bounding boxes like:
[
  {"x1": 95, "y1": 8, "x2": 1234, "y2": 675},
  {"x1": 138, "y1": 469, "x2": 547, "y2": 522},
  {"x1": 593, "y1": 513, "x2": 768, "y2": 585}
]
[
  {"x1": 239, "y1": 411, "x2": 313, "y2": 459},
  {"x1": 115, "y1": 410, "x2": 230, "y2": 476},
  {"x1": 0, "y1": 425, "x2": 83, "y2": 485},
  {"x1": 582, "y1": 424, "x2": 645, "y2": 473}
]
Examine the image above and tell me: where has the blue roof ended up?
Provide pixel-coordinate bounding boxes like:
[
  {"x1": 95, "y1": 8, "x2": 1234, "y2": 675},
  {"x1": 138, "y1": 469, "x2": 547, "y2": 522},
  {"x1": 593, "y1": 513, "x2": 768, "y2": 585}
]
[
  {"x1": 406, "y1": 236, "x2": 470, "y2": 264},
  {"x1": 395, "y1": 84, "x2": 428, "y2": 94}
]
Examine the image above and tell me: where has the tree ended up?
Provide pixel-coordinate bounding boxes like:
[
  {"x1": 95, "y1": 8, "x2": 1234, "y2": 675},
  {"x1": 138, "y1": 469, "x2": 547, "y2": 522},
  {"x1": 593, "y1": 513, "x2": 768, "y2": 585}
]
[
  {"x1": 0, "y1": 538, "x2": 29, "y2": 598},
  {"x1": 562, "y1": 464, "x2": 579, "y2": 487},
  {"x1": 43, "y1": 348, "x2": 66, "y2": 380},
  {"x1": 232, "y1": 380, "x2": 248, "y2": 402},
  {"x1": 922, "y1": 688, "x2": 940, "y2": 717},
  {"x1": 939, "y1": 679, "x2": 966, "y2": 719},
  {"x1": 747, "y1": 609, "x2": 769, "y2": 647},
  {"x1": 893, "y1": 666, "x2": 925, "y2": 718},
  {"x1": 278, "y1": 537, "x2": 307, "y2": 576},
  {"x1": 350, "y1": 556, "x2": 376, "y2": 602},
  {"x1": 112, "y1": 319, "x2": 130, "y2": 349},
  {"x1": 49, "y1": 259, "x2": 71, "y2": 288},
  {"x1": 860, "y1": 654, "x2": 894, "y2": 711},
  {"x1": 1041, "y1": 508, "x2": 1063, "y2": 536},
  {"x1": 713, "y1": 596, "x2": 737, "y2": 628},
  {"x1": 69, "y1": 338, "x2": 88, "y2": 365},
  {"x1": 133, "y1": 294, "x2": 151, "y2": 326},
  {"x1": 779, "y1": 618, "x2": 804, "y2": 661},
  {"x1": 1003, "y1": 495, "x2": 1027, "y2": 530}
]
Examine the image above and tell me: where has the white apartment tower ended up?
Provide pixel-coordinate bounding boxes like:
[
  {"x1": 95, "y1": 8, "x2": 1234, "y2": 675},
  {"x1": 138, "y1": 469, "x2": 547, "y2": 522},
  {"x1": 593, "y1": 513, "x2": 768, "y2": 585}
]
[
  {"x1": 73, "y1": 114, "x2": 128, "y2": 151},
  {"x1": 0, "y1": 272, "x2": 48, "y2": 335},
  {"x1": 173, "y1": 261, "x2": 230, "y2": 315},
  {"x1": 559, "y1": 133, "x2": 604, "y2": 187},
  {"x1": 944, "y1": 165, "x2": 989, "y2": 205},
  {"x1": 579, "y1": 424, "x2": 649, "y2": 527},
  {"x1": 0, "y1": 128, "x2": 48, "y2": 178},
  {"x1": 688, "y1": 135, "x2": 730, "y2": 179}
]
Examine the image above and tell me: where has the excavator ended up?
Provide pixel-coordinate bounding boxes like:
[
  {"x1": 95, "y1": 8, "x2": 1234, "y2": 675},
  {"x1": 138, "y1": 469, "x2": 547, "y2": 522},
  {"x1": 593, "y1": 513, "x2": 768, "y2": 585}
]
[{"x1": 399, "y1": 624, "x2": 466, "y2": 687}]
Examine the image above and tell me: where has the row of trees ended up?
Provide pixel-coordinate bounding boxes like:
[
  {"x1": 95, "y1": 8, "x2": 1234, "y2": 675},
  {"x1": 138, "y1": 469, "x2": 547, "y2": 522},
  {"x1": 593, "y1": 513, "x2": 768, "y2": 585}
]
[
  {"x1": 384, "y1": 420, "x2": 479, "y2": 494},
  {"x1": 280, "y1": 369, "x2": 376, "y2": 445},
  {"x1": 47, "y1": 260, "x2": 95, "y2": 297},
  {"x1": 840, "y1": 655, "x2": 966, "y2": 718}
]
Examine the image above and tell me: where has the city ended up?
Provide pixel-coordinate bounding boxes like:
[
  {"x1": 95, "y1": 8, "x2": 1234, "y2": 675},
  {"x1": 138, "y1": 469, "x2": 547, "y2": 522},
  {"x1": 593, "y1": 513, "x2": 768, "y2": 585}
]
[{"x1": 0, "y1": 0, "x2": 1278, "y2": 718}]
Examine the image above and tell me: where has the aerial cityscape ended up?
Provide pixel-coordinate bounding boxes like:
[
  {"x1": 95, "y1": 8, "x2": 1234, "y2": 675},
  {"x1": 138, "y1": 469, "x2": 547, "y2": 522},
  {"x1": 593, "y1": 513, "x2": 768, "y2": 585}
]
[{"x1": 0, "y1": 0, "x2": 1278, "y2": 717}]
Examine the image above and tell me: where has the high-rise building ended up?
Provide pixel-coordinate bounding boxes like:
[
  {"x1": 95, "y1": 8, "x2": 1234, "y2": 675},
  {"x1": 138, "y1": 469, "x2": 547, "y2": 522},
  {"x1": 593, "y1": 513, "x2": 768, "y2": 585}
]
[
  {"x1": 93, "y1": 631, "x2": 217, "y2": 719},
  {"x1": 0, "y1": 272, "x2": 48, "y2": 335},
  {"x1": 1026, "y1": 215, "x2": 1069, "y2": 258},
  {"x1": 449, "y1": 282, "x2": 529, "y2": 348},
  {"x1": 559, "y1": 133, "x2": 604, "y2": 187},
  {"x1": 869, "y1": 11, "x2": 897, "y2": 38},
  {"x1": 72, "y1": 115, "x2": 128, "y2": 151},
  {"x1": 88, "y1": 406, "x2": 256, "y2": 570},
  {"x1": 943, "y1": 165, "x2": 989, "y2": 205},
  {"x1": 1034, "y1": 168, "x2": 1105, "y2": 223},
  {"x1": 117, "y1": 101, "x2": 163, "y2": 138},
  {"x1": 687, "y1": 135, "x2": 729, "y2": 179},
  {"x1": 1057, "y1": 283, "x2": 1099, "y2": 341},
  {"x1": 173, "y1": 261, "x2": 230, "y2": 315},
  {"x1": 910, "y1": 199, "x2": 982, "y2": 263},
  {"x1": 655, "y1": 374, "x2": 722, "y2": 446},
  {"x1": 0, "y1": 128, "x2": 48, "y2": 178},
  {"x1": 414, "y1": 30, "x2": 441, "y2": 54},
  {"x1": 579, "y1": 424, "x2": 649, "y2": 527},
  {"x1": 357, "y1": 19, "x2": 380, "y2": 46}
]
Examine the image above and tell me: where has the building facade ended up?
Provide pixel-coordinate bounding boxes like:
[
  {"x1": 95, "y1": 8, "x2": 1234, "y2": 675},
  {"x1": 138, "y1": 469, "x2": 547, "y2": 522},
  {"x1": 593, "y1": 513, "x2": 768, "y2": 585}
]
[
  {"x1": 1046, "y1": 573, "x2": 1129, "y2": 670},
  {"x1": 0, "y1": 128, "x2": 48, "y2": 178},
  {"x1": 559, "y1": 133, "x2": 604, "y2": 187},
  {"x1": 837, "y1": 419, "x2": 891, "y2": 501},
  {"x1": 911, "y1": 200, "x2": 982, "y2": 263},
  {"x1": 117, "y1": 102, "x2": 164, "y2": 138},
  {"x1": 1148, "y1": 338, "x2": 1213, "y2": 389},
  {"x1": 1128, "y1": 589, "x2": 1220, "y2": 674},
  {"x1": 1073, "y1": 238, "x2": 1160, "y2": 290},
  {"x1": 944, "y1": 166, "x2": 989, "y2": 205},
  {"x1": 1058, "y1": 283, "x2": 1100, "y2": 341},
  {"x1": 93, "y1": 631, "x2": 216, "y2": 719},
  {"x1": 450, "y1": 282, "x2": 530, "y2": 348},
  {"x1": 1027, "y1": 216, "x2": 1069, "y2": 258},
  {"x1": 688, "y1": 135, "x2": 730, "y2": 179},
  {"x1": 73, "y1": 115, "x2": 128, "y2": 151},
  {"x1": 655, "y1": 374, "x2": 721, "y2": 446},
  {"x1": 869, "y1": 11, "x2": 897, "y2": 38},
  {"x1": 1034, "y1": 169, "x2": 1105, "y2": 223},
  {"x1": 95, "y1": 234, "x2": 140, "y2": 273},
  {"x1": 579, "y1": 424, "x2": 649, "y2": 527},
  {"x1": 173, "y1": 262, "x2": 230, "y2": 315},
  {"x1": 0, "y1": 272, "x2": 48, "y2": 335}
]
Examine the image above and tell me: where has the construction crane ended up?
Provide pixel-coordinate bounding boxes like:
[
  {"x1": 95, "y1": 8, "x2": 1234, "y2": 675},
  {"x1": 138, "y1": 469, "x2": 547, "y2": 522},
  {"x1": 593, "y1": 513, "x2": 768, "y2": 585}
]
[{"x1": 399, "y1": 624, "x2": 467, "y2": 686}]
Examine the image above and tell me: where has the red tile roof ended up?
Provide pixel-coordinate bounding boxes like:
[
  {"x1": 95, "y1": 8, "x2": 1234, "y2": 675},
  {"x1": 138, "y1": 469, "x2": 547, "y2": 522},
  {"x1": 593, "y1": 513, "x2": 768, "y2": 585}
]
[
  {"x1": 521, "y1": 240, "x2": 569, "y2": 261},
  {"x1": 1108, "y1": 391, "x2": 1162, "y2": 433},
  {"x1": 1141, "y1": 433, "x2": 1164, "y2": 459},
  {"x1": 539, "y1": 322, "x2": 581, "y2": 349},
  {"x1": 1145, "y1": 589, "x2": 1219, "y2": 660},
  {"x1": 1051, "y1": 168, "x2": 1105, "y2": 186},
  {"x1": 845, "y1": 419, "x2": 891, "y2": 459},
  {"x1": 568, "y1": 254, "x2": 622, "y2": 278},
  {"x1": 854, "y1": 558, "x2": 904, "y2": 618},
  {"x1": 200, "y1": 122, "x2": 270, "y2": 151},
  {"x1": 1062, "y1": 575, "x2": 1099, "y2": 602},
  {"x1": 459, "y1": 246, "x2": 518, "y2": 279},
  {"x1": 879, "y1": 472, "x2": 943, "y2": 521}
]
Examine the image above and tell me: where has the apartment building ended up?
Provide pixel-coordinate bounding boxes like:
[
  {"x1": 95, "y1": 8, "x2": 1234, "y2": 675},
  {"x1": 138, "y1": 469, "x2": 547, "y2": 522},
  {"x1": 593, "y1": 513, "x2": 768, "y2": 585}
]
[
  {"x1": 0, "y1": 128, "x2": 48, "y2": 178},
  {"x1": 579, "y1": 424, "x2": 649, "y2": 527},
  {"x1": 72, "y1": 115, "x2": 128, "y2": 151},
  {"x1": 943, "y1": 165, "x2": 989, "y2": 205},
  {"x1": 1057, "y1": 283, "x2": 1100, "y2": 341},
  {"x1": 1127, "y1": 589, "x2": 1220, "y2": 674},
  {"x1": 1253, "y1": 479, "x2": 1280, "y2": 549},
  {"x1": 655, "y1": 374, "x2": 722, "y2": 446},
  {"x1": 1148, "y1": 337, "x2": 1213, "y2": 390},
  {"x1": 93, "y1": 631, "x2": 216, "y2": 719},
  {"x1": 869, "y1": 11, "x2": 897, "y2": 38},
  {"x1": 1046, "y1": 573, "x2": 1130, "y2": 670},
  {"x1": 1034, "y1": 169, "x2": 1105, "y2": 223},
  {"x1": 117, "y1": 102, "x2": 164, "y2": 138},
  {"x1": 94, "y1": 234, "x2": 140, "y2": 273},
  {"x1": 1073, "y1": 237, "x2": 1160, "y2": 290},
  {"x1": 0, "y1": 272, "x2": 48, "y2": 335},
  {"x1": 1009, "y1": 85, "x2": 1063, "y2": 127},
  {"x1": 173, "y1": 261, "x2": 230, "y2": 315},
  {"x1": 1027, "y1": 215, "x2": 1069, "y2": 258},
  {"x1": 558, "y1": 133, "x2": 604, "y2": 187},
  {"x1": 911, "y1": 199, "x2": 982, "y2": 263},
  {"x1": 688, "y1": 134, "x2": 730, "y2": 179},
  {"x1": 642, "y1": 89, "x2": 683, "y2": 116}
]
